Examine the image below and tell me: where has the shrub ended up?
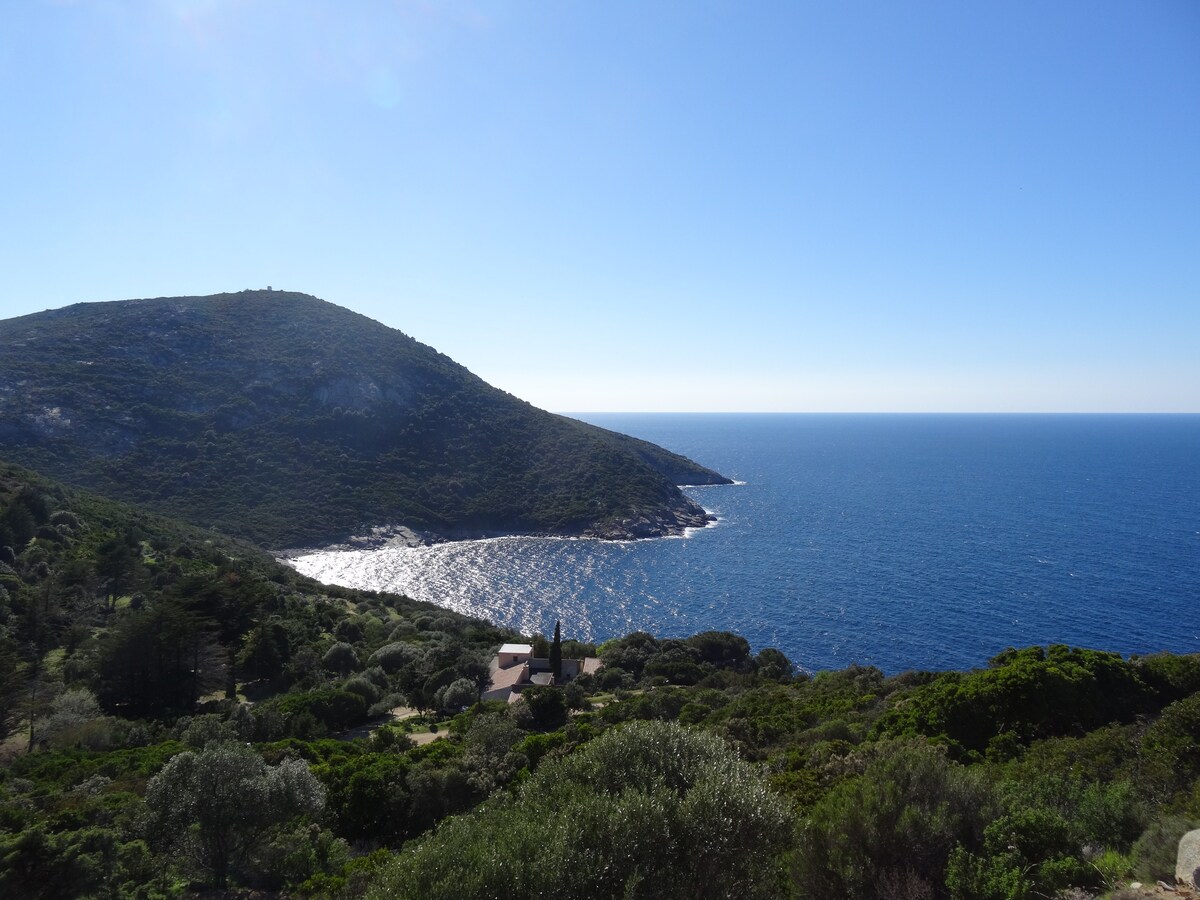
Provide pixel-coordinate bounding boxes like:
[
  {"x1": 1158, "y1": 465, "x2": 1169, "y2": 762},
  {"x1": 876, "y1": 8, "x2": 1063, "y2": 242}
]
[
  {"x1": 367, "y1": 721, "x2": 791, "y2": 899},
  {"x1": 276, "y1": 690, "x2": 368, "y2": 735},
  {"x1": 793, "y1": 743, "x2": 994, "y2": 899},
  {"x1": 1130, "y1": 816, "x2": 1198, "y2": 883}
]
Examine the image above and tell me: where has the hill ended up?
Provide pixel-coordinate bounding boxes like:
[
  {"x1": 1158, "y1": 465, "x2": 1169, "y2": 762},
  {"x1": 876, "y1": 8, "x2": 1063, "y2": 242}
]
[
  {"x1": 0, "y1": 291, "x2": 729, "y2": 548},
  {"x1": 0, "y1": 456, "x2": 506, "y2": 735}
]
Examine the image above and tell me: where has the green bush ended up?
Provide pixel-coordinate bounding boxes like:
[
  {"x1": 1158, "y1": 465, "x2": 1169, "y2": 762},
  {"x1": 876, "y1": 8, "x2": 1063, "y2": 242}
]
[
  {"x1": 876, "y1": 647, "x2": 1158, "y2": 756},
  {"x1": 276, "y1": 690, "x2": 368, "y2": 735},
  {"x1": 793, "y1": 743, "x2": 993, "y2": 899},
  {"x1": 1131, "y1": 815, "x2": 1198, "y2": 883},
  {"x1": 367, "y1": 721, "x2": 791, "y2": 900},
  {"x1": 945, "y1": 846, "x2": 1030, "y2": 900},
  {"x1": 1141, "y1": 692, "x2": 1200, "y2": 798}
]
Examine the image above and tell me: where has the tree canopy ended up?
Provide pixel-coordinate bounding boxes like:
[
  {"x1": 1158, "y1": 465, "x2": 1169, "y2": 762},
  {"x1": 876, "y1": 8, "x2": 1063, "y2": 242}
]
[{"x1": 145, "y1": 741, "x2": 325, "y2": 886}]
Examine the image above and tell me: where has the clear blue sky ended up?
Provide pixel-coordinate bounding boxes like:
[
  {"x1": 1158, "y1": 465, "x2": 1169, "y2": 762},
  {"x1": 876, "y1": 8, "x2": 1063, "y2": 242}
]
[{"x1": 2, "y1": 1, "x2": 1197, "y2": 412}]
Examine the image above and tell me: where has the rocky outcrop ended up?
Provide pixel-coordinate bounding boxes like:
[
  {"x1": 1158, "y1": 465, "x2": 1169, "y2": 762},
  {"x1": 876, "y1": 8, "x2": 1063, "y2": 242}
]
[{"x1": 584, "y1": 497, "x2": 716, "y2": 540}]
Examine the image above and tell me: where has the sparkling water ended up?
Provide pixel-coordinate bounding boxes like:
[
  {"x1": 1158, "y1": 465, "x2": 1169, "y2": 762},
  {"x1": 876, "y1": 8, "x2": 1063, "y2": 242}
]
[{"x1": 291, "y1": 414, "x2": 1200, "y2": 673}]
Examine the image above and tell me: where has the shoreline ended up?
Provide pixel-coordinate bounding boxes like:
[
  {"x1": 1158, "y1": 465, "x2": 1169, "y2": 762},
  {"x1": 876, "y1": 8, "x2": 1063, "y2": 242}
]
[{"x1": 278, "y1": 493, "x2": 724, "y2": 559}]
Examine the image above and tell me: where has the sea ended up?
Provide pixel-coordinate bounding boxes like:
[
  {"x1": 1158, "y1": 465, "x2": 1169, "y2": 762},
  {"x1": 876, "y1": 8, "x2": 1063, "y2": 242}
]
[{"x1": 290, "y1": 414, "x2": 1200, "y2": 674}]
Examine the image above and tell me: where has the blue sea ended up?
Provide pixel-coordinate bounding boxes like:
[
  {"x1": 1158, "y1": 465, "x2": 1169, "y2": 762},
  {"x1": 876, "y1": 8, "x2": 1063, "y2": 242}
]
[{"x1": 291, "y1": 414, "x2": 1200, "y2": 673}]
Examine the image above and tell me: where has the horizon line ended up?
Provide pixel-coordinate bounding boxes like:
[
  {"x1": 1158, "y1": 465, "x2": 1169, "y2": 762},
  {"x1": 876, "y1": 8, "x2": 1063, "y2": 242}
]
[{"x1": 558, "y1": 410, "x2": 1200, "y2": 416}]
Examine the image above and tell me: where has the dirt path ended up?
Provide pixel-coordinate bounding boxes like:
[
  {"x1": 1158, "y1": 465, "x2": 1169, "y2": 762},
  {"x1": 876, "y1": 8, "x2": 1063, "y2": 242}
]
[
  {"x1": 408, "y1": 730, "x2": 446, "y2": 746},
  {"x1": 1118, "y1": 882, "x2": 1199, "y2": 898},
  {"x1": 336, "y1": 705, "x2": 423, "y2": 742}
]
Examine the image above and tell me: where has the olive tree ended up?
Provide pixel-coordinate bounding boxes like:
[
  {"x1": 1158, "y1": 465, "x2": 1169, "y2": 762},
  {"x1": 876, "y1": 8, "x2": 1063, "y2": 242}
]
[
  {"x1": 145, "y1": 741, "x2": 325, "y2": 887},
  {"x1": 367, "y1": 720, "x2": 792, "y2": 900},
  {"x1": 35, "y1": 687, "x2": 105, "y2": 749},
  {"x1": 321, "y1": 641, "x2": 358, "y2": 675},
  {"x1": 433, "y1": 677, "x2": 478, "y2": 715}
]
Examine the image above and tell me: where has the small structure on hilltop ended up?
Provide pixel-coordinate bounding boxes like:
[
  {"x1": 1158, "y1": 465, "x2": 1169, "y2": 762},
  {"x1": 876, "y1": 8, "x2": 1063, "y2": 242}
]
[{"x1": 483, "y1": 641, "x2": 602, "y2": 704}]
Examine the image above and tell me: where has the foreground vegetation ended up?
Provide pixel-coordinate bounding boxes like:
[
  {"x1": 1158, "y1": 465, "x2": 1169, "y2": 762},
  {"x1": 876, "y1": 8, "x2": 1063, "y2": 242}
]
[{"x1": 1, "y1": 460, "x2": 1197, "y2": 898}]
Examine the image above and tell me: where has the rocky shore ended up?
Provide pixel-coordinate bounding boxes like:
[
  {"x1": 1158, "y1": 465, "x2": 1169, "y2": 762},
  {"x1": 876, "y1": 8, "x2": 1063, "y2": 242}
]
[
  {"x1": 279, "y1": 496, "x2": 717, "y2": 556},
  {"x1": 581, "y1": 496, "x2": 716, "y2": 540}
]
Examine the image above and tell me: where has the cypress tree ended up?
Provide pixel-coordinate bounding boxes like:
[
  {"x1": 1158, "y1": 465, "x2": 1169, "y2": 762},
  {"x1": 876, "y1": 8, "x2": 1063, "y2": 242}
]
[{"x1": 550, "y1": 620, "x2": 562, "y2": 680}]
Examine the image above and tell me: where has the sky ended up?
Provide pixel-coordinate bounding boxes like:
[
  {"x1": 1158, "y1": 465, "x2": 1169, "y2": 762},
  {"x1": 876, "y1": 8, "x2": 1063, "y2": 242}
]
[{"x1": 1, "y1": 1, "x2": 1197, "y2": 412}]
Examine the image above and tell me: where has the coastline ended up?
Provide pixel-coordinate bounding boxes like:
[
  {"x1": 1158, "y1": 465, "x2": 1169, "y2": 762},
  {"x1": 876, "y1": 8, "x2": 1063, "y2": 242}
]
[
  {"x1": 240, "y1": 414, "x2": 1200, "y2": 676},
  {"x1": 277, "y1": 494, "x2": 720, "y2": 558}
]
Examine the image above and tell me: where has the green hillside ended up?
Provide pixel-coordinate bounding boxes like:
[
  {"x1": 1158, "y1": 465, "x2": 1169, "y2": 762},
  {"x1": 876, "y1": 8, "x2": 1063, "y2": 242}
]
[
  {"x1": 0, "y1": 460, "x2": 1197, "y2": 898},
  {"x1": 0, "y1": 292, "x2": 728, "y2": 548}
]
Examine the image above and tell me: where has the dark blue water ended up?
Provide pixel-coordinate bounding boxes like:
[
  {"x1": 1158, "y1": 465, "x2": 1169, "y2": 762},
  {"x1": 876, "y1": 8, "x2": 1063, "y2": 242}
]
[{"x1": 294, "y1": 414, "x2": 1200, "y2": 673}]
